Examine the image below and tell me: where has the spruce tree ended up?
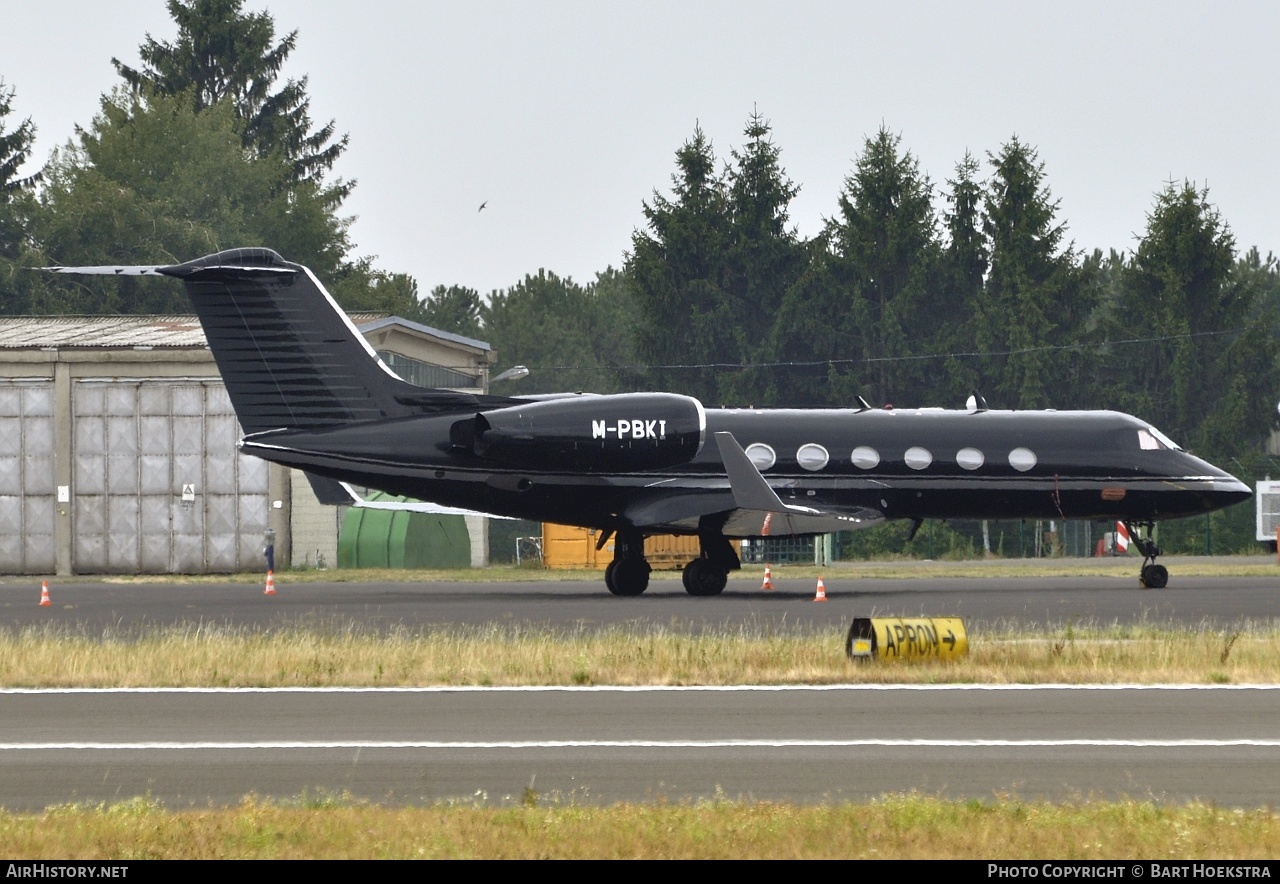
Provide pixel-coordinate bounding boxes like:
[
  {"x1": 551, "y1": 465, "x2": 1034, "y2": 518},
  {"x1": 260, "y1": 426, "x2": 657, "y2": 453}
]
[
  {"x1": 113, "y1": 0, "x2": 350, "y2": 202},
  {"x1": 1111, "y1": 181, "x2": 1278, "y2": 458},
  {"x1": 937, "y1": 152, "x2": 988, "y2": 403},
  {"x1": 721, "y1": 111, "x2": 803, "y2": 403},
  {"x1": 823, "y1": 126, "x2": 939, "y2": 405},
  {"x1": 980, "y1": 137, "x2": 1085, "y2": 408},
  {"x1": 0, "y1": 80, "x2": 54, "y2": 314},
  {"x1": 627, "y1": 124, "x2": 730, "y2": 402}
]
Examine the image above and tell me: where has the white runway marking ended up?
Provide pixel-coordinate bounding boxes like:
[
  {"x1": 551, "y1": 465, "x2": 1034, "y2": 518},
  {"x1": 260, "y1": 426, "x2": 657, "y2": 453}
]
[
  {"x1": 4, "y1": 739, "x2": 1279, "y2": 750},
  {"x1": 2, "y1": 684, "x2": 1279, "y2": 694}
]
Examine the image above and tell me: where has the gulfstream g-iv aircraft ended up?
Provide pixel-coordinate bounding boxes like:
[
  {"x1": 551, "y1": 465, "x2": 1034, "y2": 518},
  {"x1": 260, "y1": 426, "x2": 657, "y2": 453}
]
[{"x1": 48, "y1": 248, "x2": 1252, "y2": 595}]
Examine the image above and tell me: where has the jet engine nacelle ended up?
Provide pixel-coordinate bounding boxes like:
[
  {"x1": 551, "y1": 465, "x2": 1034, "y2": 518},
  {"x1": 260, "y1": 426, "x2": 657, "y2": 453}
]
[{"x1": 451, "y1": 393, "x2": 705, "y2": 471}]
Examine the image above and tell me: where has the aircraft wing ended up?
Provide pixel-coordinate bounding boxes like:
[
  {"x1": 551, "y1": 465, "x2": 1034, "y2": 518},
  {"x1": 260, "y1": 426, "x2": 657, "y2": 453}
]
[{"x1": 621, "y1": 432, "x2": 885, "y2": 536}]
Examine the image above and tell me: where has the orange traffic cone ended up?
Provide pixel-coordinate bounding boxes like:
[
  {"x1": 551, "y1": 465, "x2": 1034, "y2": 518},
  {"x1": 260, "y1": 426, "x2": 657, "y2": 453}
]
[
  {"x1": 761, "y1": 564, "x2": 774, "y2": 591},
  {"x1": 39, "y1": 581, "x2": 51, "y2": 607},
  {"x1": 813, "y1": 575, "x2": 828, "y2": 602},
  {"x1": 264, "y1": 569, "x2": 276, "y2": 596}
]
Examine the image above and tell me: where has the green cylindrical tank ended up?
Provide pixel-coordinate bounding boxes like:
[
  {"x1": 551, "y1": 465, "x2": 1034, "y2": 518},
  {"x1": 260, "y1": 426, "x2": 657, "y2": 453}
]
[{"x1": 338, "y1": 494, "x2": 471, "y2": 569}]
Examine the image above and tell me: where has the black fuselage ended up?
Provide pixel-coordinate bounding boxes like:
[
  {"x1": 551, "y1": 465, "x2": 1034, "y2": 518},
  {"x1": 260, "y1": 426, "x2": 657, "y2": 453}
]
[{"x1": 242, "y1": 403, "x2": 1250, "y2": 536}]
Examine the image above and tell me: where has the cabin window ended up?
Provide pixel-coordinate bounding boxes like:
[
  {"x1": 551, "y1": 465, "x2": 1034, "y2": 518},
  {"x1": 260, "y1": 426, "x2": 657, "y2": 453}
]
[
  {"x1": 796, "y1": 443, "x2": 829, "y2": 471},
  {"x1": 851, "y1": 445, "x2": 880, "y2": 469},
  {"x1": 1140, "y1": 426, "x2": 1182, "y2": 451},
  {"x1": 956, "y1": 447, "x2": 984, "y2": 470},
  {"x1": 1009, "y1": 447, "x2": 1037, "y2": 472},
  {"x1": 905, "y1": 446, "x2": 933, "y2": 470},
  {"x1": 745, "y1": 443, "x2": 776, "y2": 470}
]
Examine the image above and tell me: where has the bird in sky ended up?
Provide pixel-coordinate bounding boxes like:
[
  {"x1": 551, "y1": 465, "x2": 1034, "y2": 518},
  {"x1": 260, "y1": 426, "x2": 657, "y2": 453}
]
[{"x1": 478, "y1": 201, "x2": 488, "y2": 212}]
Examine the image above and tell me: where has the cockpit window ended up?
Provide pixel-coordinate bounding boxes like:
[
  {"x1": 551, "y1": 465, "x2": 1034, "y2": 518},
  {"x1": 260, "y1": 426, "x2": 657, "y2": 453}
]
[{"x1": 1138, "y1": 426, "x2": 1182, "y2": 451}]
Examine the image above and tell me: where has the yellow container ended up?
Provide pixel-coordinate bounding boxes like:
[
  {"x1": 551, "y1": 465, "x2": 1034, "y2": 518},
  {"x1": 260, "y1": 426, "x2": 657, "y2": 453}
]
[{"x1": 540, "y1": 524, "x2": 735, "y2": 571}]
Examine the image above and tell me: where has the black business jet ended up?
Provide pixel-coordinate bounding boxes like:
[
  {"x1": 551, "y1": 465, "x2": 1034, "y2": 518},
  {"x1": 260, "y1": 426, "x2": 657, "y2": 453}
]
[{"x1": 47, "y1": 248, "x2": 1252, "y2": 595}]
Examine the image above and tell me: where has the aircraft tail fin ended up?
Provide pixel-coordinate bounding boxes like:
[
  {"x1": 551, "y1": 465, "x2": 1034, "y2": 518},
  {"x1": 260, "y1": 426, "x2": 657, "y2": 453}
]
[
  {"x1": 46, "y1": 248, "x2": 505, "y2": 433},
  {"x1": 162, "y1": 248, "x2": 431, "y2": 433}
]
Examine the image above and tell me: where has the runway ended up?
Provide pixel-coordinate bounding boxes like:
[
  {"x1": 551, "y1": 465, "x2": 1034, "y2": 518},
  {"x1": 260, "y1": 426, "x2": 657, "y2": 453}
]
[
  {"x1": 0, "y1": 567, "x2": 1277, "y2": 810},
  {"x1": 2, "y1": 685, "x2": 1278, "y2": 810}
]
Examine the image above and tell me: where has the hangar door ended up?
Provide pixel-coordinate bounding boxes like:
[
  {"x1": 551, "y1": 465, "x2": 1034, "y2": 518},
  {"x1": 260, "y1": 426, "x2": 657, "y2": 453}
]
[
  {"x1": 73, "y1": 380, "x2": 269, "y2": 573},
  {"x1": 0, "y1": 380, "x2": 56, "y2": 574}
]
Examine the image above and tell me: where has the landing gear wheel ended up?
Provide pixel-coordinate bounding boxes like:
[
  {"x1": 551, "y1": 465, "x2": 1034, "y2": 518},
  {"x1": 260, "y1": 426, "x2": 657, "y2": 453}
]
[
  {"x1": 1127, "y1": 521, "x2": 1169, "y2": 589},
  {"x1": 608, "y1": 558, "x2": 650, "y2": 596},
  {"x1": 1139, "y1": 563, "x2": 1169, "y2": 590},
  {"x1": 682, "y1": 558, "x2": 728, "y2": 596}
]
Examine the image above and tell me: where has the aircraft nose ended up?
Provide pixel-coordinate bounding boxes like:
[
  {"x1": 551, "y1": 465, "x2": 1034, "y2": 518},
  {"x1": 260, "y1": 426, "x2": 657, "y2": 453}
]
[
  {"x1": 1213, "y1": 475, "x2": 1253, "y2": 508},
  {"x1": 1187, "y1": 453, "x2": 1252, "y2": 512},
  {"x1": 1197, "y1": 466, "x2": 1252, "y2": 512}
]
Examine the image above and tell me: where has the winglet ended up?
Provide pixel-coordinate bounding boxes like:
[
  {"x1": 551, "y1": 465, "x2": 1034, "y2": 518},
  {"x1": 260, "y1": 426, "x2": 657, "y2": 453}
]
[{"x1": 714, "y1": 431, "x2": 789, "y2": 512}]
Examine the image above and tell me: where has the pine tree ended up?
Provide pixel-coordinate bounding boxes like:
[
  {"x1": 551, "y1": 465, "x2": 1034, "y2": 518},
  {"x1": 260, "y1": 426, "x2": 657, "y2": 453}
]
[
  {"x1": 936, "y1": 152, "x2": 988, "y2": 403},
  {"x1": 113, "y1": 0, "x2": 350, "y2": 202},
  {"x1": 980, "y1": 137, "x2": 1085, "y2": 408},
  {"x1": 627, "y1": 124, "x2": 730, "y2": 402},
  {"x1": 822, "y1": 126, "x2": 939, "y2": 405},
  {"x1": 721, "y1": 110, "x2": 803, "y2": 403},
  {"x1": 36, "y1": 90, "x2": 349, "y2": 313},
  {"x1": 0, "y1": 80, "x2": 39, "y2": 200},
  {"x1": 0, "y1": 80, "x2": 49, "y2": 313},
  {"x1": 1110, "y1": 181, "x2": 1278, "y2": 458}
]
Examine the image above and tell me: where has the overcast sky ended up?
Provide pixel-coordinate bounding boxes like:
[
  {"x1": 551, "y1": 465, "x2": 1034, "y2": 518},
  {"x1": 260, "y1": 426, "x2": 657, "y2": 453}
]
[{"x1": 4, "y1": 1, "x2": 1279, "y2": 296}]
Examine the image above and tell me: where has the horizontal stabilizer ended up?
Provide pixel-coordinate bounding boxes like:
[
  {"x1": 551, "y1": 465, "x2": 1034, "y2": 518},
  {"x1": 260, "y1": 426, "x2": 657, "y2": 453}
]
[
  {"x1": 305, "y1": 472, "x2": 354, "y2": 506},
  {"x1": 338, "y1": 482, "x2": 514, "y2": 519},
  {"x1": 44, "y1": 264, "x2": 169, "y2": 276}
]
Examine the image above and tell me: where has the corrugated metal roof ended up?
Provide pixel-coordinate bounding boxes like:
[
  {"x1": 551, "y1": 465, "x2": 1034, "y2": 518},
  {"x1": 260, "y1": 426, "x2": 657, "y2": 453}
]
[
  {"x1": 0, "y1": 312, "x2": 399, "y2": 350},
  {"x1": 0, "y1": 315, "x2": 210, "y2": 349},
  {"x1": 358, "y1": 315, "x2": 491, "y2": 352}
]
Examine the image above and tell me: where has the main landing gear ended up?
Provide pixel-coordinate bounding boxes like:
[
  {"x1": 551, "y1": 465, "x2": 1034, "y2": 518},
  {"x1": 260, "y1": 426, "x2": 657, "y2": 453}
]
[
  {"x1": 682, "y1": 558, "x2": 727, "y2": 596},
  {"x1": 1125, "y1": 521, "x2": 1168, "y2": 589},
  {"x1": 604, "y1": 528, "x2": 650, "y2": 596},
  {"x1": 601, "y1": 524, "x2": 741, "y2": 597},
  {"x1": 681, "y1": 523, "x2": 740, "y2": 597}
]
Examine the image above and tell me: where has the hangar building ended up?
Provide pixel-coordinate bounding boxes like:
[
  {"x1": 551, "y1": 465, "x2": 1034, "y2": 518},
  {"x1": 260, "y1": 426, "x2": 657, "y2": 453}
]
[{"x1": 0, "y1": 314, "x2": 494, "y2": 576}]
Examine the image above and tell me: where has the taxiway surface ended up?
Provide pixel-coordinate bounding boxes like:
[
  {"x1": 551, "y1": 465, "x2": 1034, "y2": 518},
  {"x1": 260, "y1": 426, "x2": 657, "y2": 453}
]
[{"x1": 2, "y1": 567, "x2": 1278, "y2": 633}]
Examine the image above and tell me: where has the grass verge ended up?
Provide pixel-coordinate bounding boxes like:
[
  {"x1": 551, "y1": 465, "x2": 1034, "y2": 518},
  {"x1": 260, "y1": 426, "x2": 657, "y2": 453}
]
[
  {"x1": 0, "y1": 795, "x2": 1276, "y2": 858},
  {"x1": 0, "y1": 620, "x2": 1278, "y2": 686}
]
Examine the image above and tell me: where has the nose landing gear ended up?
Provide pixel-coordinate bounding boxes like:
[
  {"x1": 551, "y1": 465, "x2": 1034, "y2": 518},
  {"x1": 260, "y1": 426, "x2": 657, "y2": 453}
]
[{"x1": 1125, "y1": 521, "x2": 1168, "y2": 589}]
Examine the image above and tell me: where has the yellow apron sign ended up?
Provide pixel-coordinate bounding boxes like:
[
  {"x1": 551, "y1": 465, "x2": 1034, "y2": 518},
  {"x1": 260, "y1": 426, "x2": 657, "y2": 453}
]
[{"x1": 845, "y1": 617, "x2": 968, "y2": 661}]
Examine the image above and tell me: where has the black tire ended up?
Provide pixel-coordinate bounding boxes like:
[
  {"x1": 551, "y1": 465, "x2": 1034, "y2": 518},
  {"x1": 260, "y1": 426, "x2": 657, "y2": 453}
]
[
  {"x1": 610, "y1": 559, "x2": 650, "y2": 596},
  {"x1": 1140, "y1": 563, "x2": 1169, "y2": 590},
  {"x1": 604, "y1": 560, "x2": 620, "y2": 595},
  {"x1": 683, "y1": 558, "x2": 728, "y2": 596}
]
